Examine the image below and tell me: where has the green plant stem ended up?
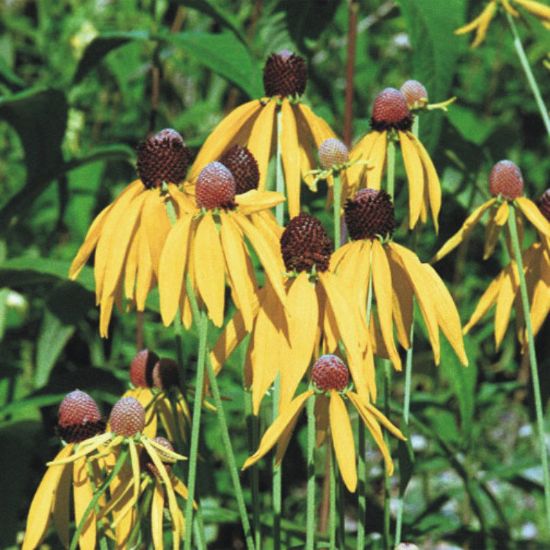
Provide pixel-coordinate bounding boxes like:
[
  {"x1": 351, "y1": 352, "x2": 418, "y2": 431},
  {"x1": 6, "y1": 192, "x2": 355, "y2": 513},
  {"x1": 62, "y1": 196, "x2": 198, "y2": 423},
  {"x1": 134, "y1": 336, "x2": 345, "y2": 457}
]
[
  {"x1": 275, "y1": 107, "x2": 285, "y2": 225},
  {"x1": 333, "y1": 172, "x2": 342, "y2": 247},
  {"x1": 382, "y1": 361, "x2": 392, "y2": 550},
  {"x1": 507, "y1": 207, "x2": 550, "y2": 526},
  {"x1": 246, "y1": 391, "x2": 262, "y2": 549},
  {"x1": 386, "y1": 140, "x2": 396, "y2": 199},
  {"x1": 306, "y1": 395, "x2": 316, "y2": 550},
  {"x1": 329, "y1": 443, "x2": 336, "y2": 550},
  {"x1": 505, "y1": 12, "x2": 550, "y2": 138},
  {"x1": 184, "y1": 302, "x2": 208, "y2": 550}
]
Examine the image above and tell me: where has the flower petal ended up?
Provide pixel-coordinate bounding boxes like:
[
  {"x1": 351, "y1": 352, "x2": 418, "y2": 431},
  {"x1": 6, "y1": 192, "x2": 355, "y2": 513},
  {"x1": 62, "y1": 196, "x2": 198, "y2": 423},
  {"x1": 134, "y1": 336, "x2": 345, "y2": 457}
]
[
  {"x1": 247, "y1": 101, "x2": 277, "y2": 189},
  {"x1": 463, "y1": 273, "x2": 503, "y2": 333},
  {"x1": 151, "y1": 481, "x2": 165, "y2": 550},
  {"x1": 73, "y1": 456, "x2": 96, "y2": 550},
  {"x1": 281, "y1": 101, "x2": 302, "y2": 217},
  {"x1": 494, "y1": 262, "x2": 519, "y2": 349},
  {"x1": 236, "y1": 190, "x2": 285, "y2": 214},
  {"x1": 135, "y1": 225, "x2": 154, "y2": 311},
  {"x1": 142, "y1": 190, "x2": 172, "y2": 276},
  {"x1": 367, "y1": 131, "x2": 387, "y2": 190},
  {"x1": 516, "y1": 197, "x2": 550, "y2": 238},
  {"x1": 399, "y1": 131, "x2": 425, "y2": 229},
  {"x1": 514, "y1": 0, "x2": 550, "y2": 20}
]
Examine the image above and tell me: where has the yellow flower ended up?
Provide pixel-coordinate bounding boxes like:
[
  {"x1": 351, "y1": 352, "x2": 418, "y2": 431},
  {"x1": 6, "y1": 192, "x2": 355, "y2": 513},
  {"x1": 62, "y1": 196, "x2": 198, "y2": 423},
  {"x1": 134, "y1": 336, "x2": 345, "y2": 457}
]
[
  {"x1": 433, "y1": 161, "x2": 550, "y2": 263},
  {"x1": 211, "y1": 213, "x2": 373, "y2": 414},
  {"x1": 187, "y1": 50, "x2": 335, "y2": 217},
  {"x1": 333, "y1": 189, "x2": 468, "y2": 374},
  {"x1": 455, "y1": 0, "x2": 550, "y2": 48},
  {"x1": 349, "y1": 88, "x2": 442, "y2": 231},
  {"x1": 242, "y1": 355, "x2": 405, "y2": 493},
  {"x1": 158, "y1": 161, "x2": 287, "y2": 330},
  {"x1": 69, "y1": 129, "x2": 193, "y2": 337},
  {"x1": 464, "y1": 240, "x2": 549, "y2": 349}
]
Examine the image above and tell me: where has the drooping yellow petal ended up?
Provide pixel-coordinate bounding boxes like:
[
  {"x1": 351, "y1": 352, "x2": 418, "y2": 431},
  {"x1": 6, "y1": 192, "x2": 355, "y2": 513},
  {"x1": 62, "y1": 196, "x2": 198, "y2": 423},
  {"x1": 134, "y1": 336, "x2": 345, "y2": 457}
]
[
  {"x1": 52, "y1": 459, "x2": 72, "y2": 548},
  {"x1": 243, "y1": 390, "x2": 313, "y2": 469},
  {"x1": 159, "y1": 214, "x2": 194, "y2": 326},
  {"x1": 247, "y1": 101, "x2": 277, "y2": 189},
  {"x1": 236, "y1": 190, "x2": 285, "y2": 214},
  {"x1": 388, "y1": 252, "x2": 414, "y2": 349},
  {"x1": 483, "y1": 204, "x2": 503, "y2": 260},
  {"x1": 124, "y1": 227, "x2": 139, "y2": 301},
  {"x1": 455, "y1": 1, "x2": 496, "y2": 35},
  {"x1": 48, "y1": 433, "x2": 112, "y2": 465},
  {"x1": 348, "y1": 132, "x2": 378, "y2": 194},
  {"x1": 73, "y1": 456, "x2": 96, "y2": 550},
  {"x1": 463, "y1": 273, "x2": 503, "y2": 333},
  {"x1": 531, "y1": 246, "x2": 550, "y2": 335},
  {"x1": 502, "y1": 0, "x2": 520, "y2": 16},
  {"x1": 399, "y1": 131, "x2": 425, "y2": 229},
  {"x1": 494, "y1": 263, "x2": 519, "y2": 349},
  {"x1": 22, "y1": 445, "x2": 73, "y2": 550},
  {"x1": 151, "y1": 481, "x2": 165, "y2": 550},
  {"x1": 514, "y1": 0, "x2": 550, "y2": 20},
  {"x1": 516, "y1": 197, "x2": 550, "y2": 238},
  {"x1": 298, "y1": 103, "x2": 335, "y2": 148},
  {"x1": 421, "y1": 264, "x2": 468, "y2": 365},
  {"x1": 367, "y1": 131, "x2": 387, "y2": 189},
  {"x1": 432, "y1": 199, "x2": 497, "y2": 262},
  {"x1": 193, "y1": 212, "x2": 226, "y2": 327},
  {"x1": 135, "y1": 225, "x2": 154, "y2": 311},
  {"x1": 142, "y1": 191, "x2": 172, "y2": 276},
  {"x1": 329, "y1": 391, "x2": 357, "y2": 492},
  {"x1": 281, "y1": 101, "x2": 302, "y2": 217},
  {"x1": 188, "y1": 101, "x2": 262, "y2": 181},
  {"x1": 371, "y1": 240, "x2": 402, "y2": 370}
]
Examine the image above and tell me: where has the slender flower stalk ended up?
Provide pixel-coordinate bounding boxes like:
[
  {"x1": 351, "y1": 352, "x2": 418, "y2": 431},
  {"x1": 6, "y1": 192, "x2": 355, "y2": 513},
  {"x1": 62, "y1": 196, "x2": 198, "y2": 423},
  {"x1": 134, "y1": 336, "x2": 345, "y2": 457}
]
[
  {"x1": 329, "y1": 444, "x2": 337, "y2": 550},
  {"x1": 245, "y1": 391, "x2": 262, "y2": 549},
  {"x1": 334, "y1": 173, "x2": 342, "y2": 246},
  {"x1": 507, "y1": 207, "x2": 550, "y2": 526},
  {"x1": 306, "y1": 395, "x2": 316, "y2": 550},
  {"x1": 505, "y1": 11, "x2": 550, "y2": 137}
]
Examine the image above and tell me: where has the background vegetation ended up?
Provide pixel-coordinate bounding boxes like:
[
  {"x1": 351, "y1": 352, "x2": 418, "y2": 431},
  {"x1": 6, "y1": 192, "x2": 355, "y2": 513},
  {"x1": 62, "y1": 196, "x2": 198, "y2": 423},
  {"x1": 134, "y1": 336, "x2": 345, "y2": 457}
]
[{"x1": 0, "y1": 0, "x2": 548, "y2": 547}]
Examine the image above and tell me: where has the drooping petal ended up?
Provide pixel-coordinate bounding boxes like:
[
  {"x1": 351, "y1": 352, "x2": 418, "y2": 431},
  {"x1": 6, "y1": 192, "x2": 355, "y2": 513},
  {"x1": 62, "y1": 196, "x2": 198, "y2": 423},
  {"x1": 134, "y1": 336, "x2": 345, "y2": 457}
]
[
  {"x1": 399, "y1": 131, "x2": 425, "y2": 229},
  {"x1": 73, "y1": 456, "x2": 96, "y2": 550},
  {"x1": 388, "y1": 252, "x2": 413, "y2": 349},
  {"x1": 367, "y1": 131, "x2": 387, "y2": 189},
  {"x1": 142, "y1": 191, "x2": 172, "y2": 276},
  {"x1": 348, "y1": 132, "x2": 378, "y2": 195},
  {"x1": 151, "y1": 481, "x2": 165, "y2": 550},
  {"x1": 531, "y1": 246, "x2": 550, "y2": 335},
  {"x1": 247, "y1": 101, "x2": 277, "y2": 189},
  {"x1": 124, "y1": 227, "x2": 139, "y2": 301},
  {"x1": 52, "y1": 459, "x2": 72, "y2": 548},
  {"x1": 514, "y1": 0, "x2": 550, "y2": 21},
  {"x1": 243, "y1": 390, "x2": 313, "y2": 469},
  {"x1": 516, "y1": 197, "x2": 550, "y2": 238},
  {"x1": 281, "y1": 100, "x2": 302, "y2": 217},
  {"x1": 494, "y1": 262, "x2": 519, "y2": 349},
  {"x1": 298, "y1": 103, "x2": 335, "y2": 148},
  {"x1": 329, "y1": 391, "x2": 357, "y2": 492},
  {"x1": 236, "y1": 190, "x2": 285, "y2": 214},
  {"x1": 135, "y1": 225, "x2": 154, "y2": 311},
  {"x1": 464, "y1": 272, "x2": 504, "y2": 333}
]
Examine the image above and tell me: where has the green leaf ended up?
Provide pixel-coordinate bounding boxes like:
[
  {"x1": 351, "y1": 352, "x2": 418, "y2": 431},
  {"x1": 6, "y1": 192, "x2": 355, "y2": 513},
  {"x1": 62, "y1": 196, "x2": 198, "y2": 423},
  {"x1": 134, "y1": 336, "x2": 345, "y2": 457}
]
[
  {"x1": 0, "y1": 57, "x2": 25, "y2": 91},
  {"x1": 397, "y1": 429, "x2": 415, "y2": 496},
  {"x1": 73, "y1": 31, "x2": 150, "y2": 84},
  {"x1": 447, "y1": 104, "x2": 497, "y2": 145},
  {"x1": 163, "y1": 31, "x2": 262, "y2": 98}
]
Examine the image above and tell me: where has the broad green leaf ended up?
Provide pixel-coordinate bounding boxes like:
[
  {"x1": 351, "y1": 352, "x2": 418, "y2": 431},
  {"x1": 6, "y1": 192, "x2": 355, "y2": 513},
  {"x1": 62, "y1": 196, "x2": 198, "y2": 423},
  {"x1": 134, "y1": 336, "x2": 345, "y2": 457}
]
[{"x1": 447, "y1": 104, "x2": 497, "y2": 146}]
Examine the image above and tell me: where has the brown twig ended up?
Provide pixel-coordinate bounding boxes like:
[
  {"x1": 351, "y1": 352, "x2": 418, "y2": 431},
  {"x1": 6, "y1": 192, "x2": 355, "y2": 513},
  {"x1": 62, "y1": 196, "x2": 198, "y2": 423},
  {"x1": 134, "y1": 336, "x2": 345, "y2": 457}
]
[{"x1": 343, "y1": 1, "x2": 359, "y2": 147}]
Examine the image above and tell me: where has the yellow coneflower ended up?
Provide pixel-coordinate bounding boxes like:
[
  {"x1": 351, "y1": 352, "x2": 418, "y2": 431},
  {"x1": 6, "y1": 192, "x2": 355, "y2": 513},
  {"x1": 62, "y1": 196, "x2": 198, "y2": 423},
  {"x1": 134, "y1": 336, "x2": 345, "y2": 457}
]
[
  {"x1": 37, "y1": 396, "x2": 188, "y2": 550},
  {"x1": 455, "y1": 0, "x2": 550, "y2": 48},
  {"x1": 464, "y1": 189, "x2": 550, "y2": 348},
  {"x1": 158, "y1": 160, "x2": 287, "y2": 330},
  {"x1": 332, "y1": 189, "x2": 468, "y2": 373},
  {"x1": 211, "y1": 213, "x2": 372, "y2": 414},
  {"x1": 187, "y1": 50, "x2": 335, "y2": 217},
  {"x1": 243, "y1": 355, "x2": 405, "y2": 493},
  {"x1": 349, "y1": 88, "x2": 442, "y2": 231},
  {"x1": 433, "y1": 161, "x2": 550, "y2": 263},
  {"x1": 69, "y1": 129, "x2": 193, "y2": 337},
  {"x1": 124, "y1": 349, "x2": 191, "y2": 442}
]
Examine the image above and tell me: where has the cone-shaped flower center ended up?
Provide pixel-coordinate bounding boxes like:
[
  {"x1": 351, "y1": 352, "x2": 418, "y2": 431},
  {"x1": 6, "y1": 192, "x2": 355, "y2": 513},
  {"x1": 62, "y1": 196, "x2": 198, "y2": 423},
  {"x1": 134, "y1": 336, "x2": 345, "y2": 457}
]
[
  {"x1": 137, "y1": 128, "x2": 192, "y2": 189},
  {"x1": 109, "y1": 397, "x2": 145, "y2": 436},
  {"x1": 130, "y1": 348, "x2": 159, "y2": 388},
  {"x1": 319, "y1": 138, "x2": 349, "y2": 169},
  {"x1": 345, "y1": 188, "x2": 396, "y2": 240},
  {"x1": 537, "y1": 189, "x2": 550, "y2": 221},
  {"x1": 280, "y1": 213, "x2": 332, "y2": 273},
  {"x1": 220, "y1": 145, "x2": 260, "y2": 194},
  {"x1": 58, "y1": 390, "x2": 105, "y2": 443},
  {"x1": 489, "y1": 160, "x2": 524, "y2": 200},
  {"x1": 371, "y1": 88, "x2": 413, "y2": 131},
  {"x1": 400, "y1": 79, "x2": 428, "y2": 109},
  {"x1": 312, "y1": 354, "x2": 349, "y2": 392},
  {"x1": 152, "y1": 358, "x2": 180, "y2": 390},
  {"x1": 263, "y1": 50, "x2": 307, "y2": 98},
  {"x1": 196, "y1": 161, "x2": 237, "y2": 209}
]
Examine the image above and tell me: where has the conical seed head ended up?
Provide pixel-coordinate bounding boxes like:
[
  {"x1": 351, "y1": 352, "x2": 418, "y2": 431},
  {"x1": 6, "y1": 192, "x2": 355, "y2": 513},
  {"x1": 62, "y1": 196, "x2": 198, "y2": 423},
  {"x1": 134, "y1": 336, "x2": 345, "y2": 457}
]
[
  {"x1": 312, "y1": 355, "x2": 349, "y2": 392},
  {"x1": 371, "y1": 88, "x2": 413, "y2": 131},
  {"x1": 400, "y1": 80, "x2": 428, "y2": 109},
  {"x1": 220, "y1": 145, "x2": 260, "y2": 194},
  {"x1": 280, "y1": 213, "x2": 332, "y2": 273},
  {"x1": 319, "y1": 138, "x2": 349, "y2": 169},
  {"x1": 196, "y1": 161, "x2": 237, "y2": 209},
  {"x1": 109, "y1": 397, "x2": 145, "y2": 437},
  {"x1": 489, "y1": 160, "x2": 524, "y2": 200},
  {"x1": 57, "y1": 390, "x2": 105, "y2": 443},
  {"x1": 136, "y1": 128, "x2": 192, "y2": 189},
  {"x1": 263, "y1": 50, "x2": 307, "y2": 97},
  {"x1": 537, "y1": 189, "x2": 550, "y2": 221},
  {"x1": 152, "y1": 358, "x2": 180, "y2": 390},
  {"x1": 130, "y1": 348, "x2": 159, "y2": 388},
  {"x1": 344, "y1": 188, "x2": 396, "y2": 240}
]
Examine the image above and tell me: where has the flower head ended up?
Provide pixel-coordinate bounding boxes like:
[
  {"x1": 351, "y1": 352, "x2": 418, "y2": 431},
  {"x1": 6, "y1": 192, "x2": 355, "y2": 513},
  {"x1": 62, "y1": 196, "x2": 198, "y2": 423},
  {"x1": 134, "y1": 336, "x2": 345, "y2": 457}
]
[
  {"x1": 400, "y1": 80, "x2": 428, "y2": 110},
  {"x1": 311, "y1": 354, "x2": 349, "y2": 392},
  {"x1": 263, "y1": 49, "x2": 308, "y2": 98},
  {"x1": 344, "y1": 188, "x2": 396, "y2": 240},
  {"x1": 130, "y1": 348, "x2": 159, "y2": 388},
  {"x1": 371, "y1": 88, "x2": 413, "y2": 131},
  {"x1": 319, "y1": 138, "x2": 350, "y2": 169},
  {"x1": 57, "y1": 390, "x2": 105, "y2": 443},
  {"x1": 109, "y1": 397, "x2": 145, "y2": 436},
  {"x1": 220, "y1": 144, "x2": 260, "y2": 194},
  {"x1": 195, "y1": 161, "x2": 236, "y2": 209},
  {"x1": 489, "y1": 159, "x2": 524, "y2": 199}
]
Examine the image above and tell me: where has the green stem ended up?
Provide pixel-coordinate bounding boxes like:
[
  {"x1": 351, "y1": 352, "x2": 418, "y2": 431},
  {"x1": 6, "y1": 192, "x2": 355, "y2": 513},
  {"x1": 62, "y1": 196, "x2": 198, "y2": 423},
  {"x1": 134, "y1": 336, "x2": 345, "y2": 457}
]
[
  {"x1": 411, "y1": 116, "x2": 419, "y2": 138},
  {"x1": 306, "y1": 395, "x2": 316, "y2": 550},
  {"x1": 507, "y1": 207, "x2": 550, "y2": 525},
  {"x1": 329, "y1": 444, "x2": 336, "y2": 550},
  {"x1": 505, "y1": 12, "x2": 550, "y2": 138},
  {"x1": 386, "y1": 140, "x2": 396, "y2": 199},
  {"x1": 333, "y1": 173, "x2": 342, "y2": 247},
  {"x1": 275, "y1": 107, "x2": 285, "y2": 225},
  {"x1": 184, "y1": 300, "x2": 208, "y2": 550},
  {"x1": 382, "y1": 362, "x2": 392, "y2": 550},
  {"x1": 246, "y1": 391, "x2": 262, "y2": 549}
]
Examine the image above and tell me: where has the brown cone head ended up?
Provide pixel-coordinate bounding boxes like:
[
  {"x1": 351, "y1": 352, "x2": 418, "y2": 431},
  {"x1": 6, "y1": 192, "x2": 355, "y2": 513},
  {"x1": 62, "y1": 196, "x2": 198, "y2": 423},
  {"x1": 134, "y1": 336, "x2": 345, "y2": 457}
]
[
  {"x1": 280, "y1": 213, "x2": 332, "y2": 273},
  {"x1": 312, "y1": 355, "x2": 349, "y2": 392},
  {"x1": 196, "y1": 161, "x2": 237, "y2": 210},
  {"x1": 220, "y1": 145, "x2": 260, "y2": 194},
  {"x1": 137, "y1": 128, "x2": 192, "y2": 189},
  {"x1": 345, "y1": 188, "x2": 396, "y2": 240},
  {"x1": 400, "y1": 80, "x2": 428, "y2": 109},
  {"x1": 537, "y1": 189, "x2": 550, "y2": 221},
  {"x1": 319, "y1": 138, "x2": 349, "y2": 169},
  {"x1": 489, "y1": 160, "x2": 524, "y2": 200},
  {"x1": 130, "y1": 349, "x2": 159, "y2": 388},
  {"x1": 57, "y1": 390, "x2": 105, "y2": 443},
  {"x1": 152, "y1": 358, "x2": 180, "y2": 390},
  {"x1": 263, "y1": 50, "x2": 307, "y2": 98},
  {"x1": 109, "y1": 397, "x2": 145, "y2": 437},
  {"x1": 371, "y1": 88, "x2": 413, "y2": 131}
]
